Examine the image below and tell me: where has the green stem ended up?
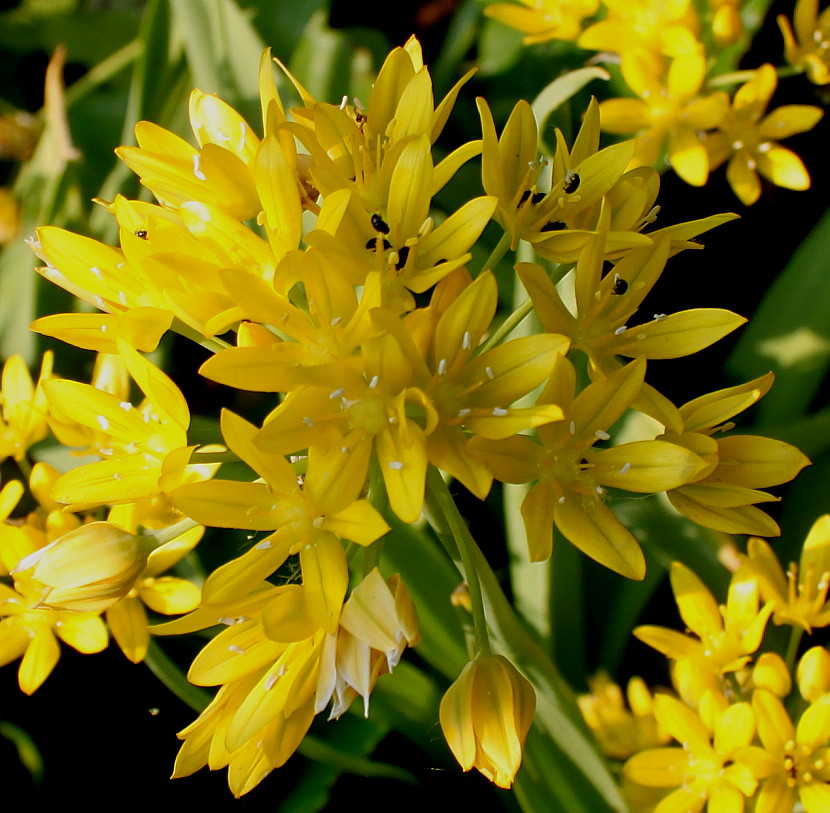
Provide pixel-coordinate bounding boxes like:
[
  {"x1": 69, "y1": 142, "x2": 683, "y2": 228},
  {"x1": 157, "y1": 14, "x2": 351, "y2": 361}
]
[
  {"x1": 143, "y1": 515, "x2": 201, "y2": 548},
  {"x1": 708, "y1": 64, "x2": 802, "y2": 88},
  {"x1": 63, "y1": 39, "x2": 142, "y2": 109},
  {"x1": 478, "y1": 231, "x2": 512, "y2": 276},
  {"x1": 424, "y1": 466, "x2": 492, "y2": 655},
  {"x1": 13, "y1": 455, "x2": 32, "y2": 483},
  {"x1": 363, "y1": 459, "x2": 388, "y2": 577},
  {"x1": 785, "y1": 624, "x2": 804, "y2": 673},
  {"x1": 479, "y1": 297, "x2": 534, "y2": 354},
  {"x1": 144, "y1": 639, "x2": 212, "y2": 713}
]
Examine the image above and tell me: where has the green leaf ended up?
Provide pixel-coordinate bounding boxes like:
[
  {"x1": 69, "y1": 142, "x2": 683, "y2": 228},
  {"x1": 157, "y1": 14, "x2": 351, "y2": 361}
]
[
  {"x1": 728, "y1": 206, "x2": 830, "y2": 425},
  {"x1": 0, "y1": 720, "x2": 44, "y2": 783}
]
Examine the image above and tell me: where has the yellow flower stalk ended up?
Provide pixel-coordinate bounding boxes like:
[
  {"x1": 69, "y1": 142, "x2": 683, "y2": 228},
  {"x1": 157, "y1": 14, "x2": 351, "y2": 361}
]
[
  {"x1": 12, "y1": 521, "x2": 154, "y2": 613},
  {"x1": 577, "y1": 672, "x2": 670, "y2": 760},
  {"x1": 439, "y1": 653, "x2": 536, "y2": 789},
  {"x1": 483, "y1": 0, "x2": 600, "y2": 44},
  {"x1": 705, "y1": 64, "x2": 824, "y2": 205},
  {"x1": 745, "y1": 515, "x2": 830, "y2": 632},
  {"x1": 598, "y1": 50, "x2": 729, "y2": 185},
  {"x1": 746, "y1": 689, "x2": 830, "y2": 812},
  {"x1": 624, "y1": 692, "x2": 761, "y2": 811},
  {"x1": 778, "y1": 0, "x2": 830, "y2": 85},
  {"x1": 635, "y1": 562, "x2": 773, "y2": 675}
]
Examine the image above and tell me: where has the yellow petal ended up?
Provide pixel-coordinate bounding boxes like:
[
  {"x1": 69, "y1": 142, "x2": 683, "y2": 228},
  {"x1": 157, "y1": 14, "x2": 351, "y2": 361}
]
[
  {"x1": 590, "y1": 440, "x2": 706, "y2": 491},
  {"x1": 261, "y1": 585, "x2": 318, "y2": 643},
  {"x1": 19, "y1": 627, "x2": 60, "y2": 694},
  {"x1": 138, "y1": 576, "x2": 201, "y2": 615},
  {"x1": 668, "y1": 488, "x2": 782, "y2": 536},
  {"x1": 299, "y1": 531, "x2": 347, "y2": 634},
  {"x1": 757, "y1": 144, "x2": 812, "y2": 190},
  {"x1": 107, "y1": 596, "x2": 149, "y2": 663},
  {"x1": 711, "y1": 435, "x2": 811, "y2": 489}
]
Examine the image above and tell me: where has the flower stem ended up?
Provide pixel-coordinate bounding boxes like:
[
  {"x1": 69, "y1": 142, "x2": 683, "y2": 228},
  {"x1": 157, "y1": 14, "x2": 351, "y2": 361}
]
[
  {"x1": 479, "y1": 297, "x2": 534, "y2": 354},
  {"x1": 424, "y1": 466, "x2": 492, "y2": 655},
  {"x1": 478, "y1": 230, "x2": 511, "y2": 276},
  {"x1": 785, "y1": 624, "x2": 805, "y2": 673},
  {"x1": 143, "y1": 515, "x2": 201, "y2": 548},
  {"x1": 144, "y1": 639, "x2": 212, "y2": 713}
]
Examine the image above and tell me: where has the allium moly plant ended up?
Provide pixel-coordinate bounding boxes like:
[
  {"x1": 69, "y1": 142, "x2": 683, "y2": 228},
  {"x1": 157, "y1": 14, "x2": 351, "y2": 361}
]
[{"x1": 0, "y1": 1, "x2": 828, "y2": 810}]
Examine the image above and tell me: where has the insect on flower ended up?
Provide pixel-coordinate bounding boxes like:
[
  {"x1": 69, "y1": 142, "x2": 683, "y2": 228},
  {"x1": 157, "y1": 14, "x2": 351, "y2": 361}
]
[
  {"x1": 611, "y1": 274, "x2": 628, "y2": 295},
  {"x1": 371, "y1": 213, "x2": 390, "y2": 234},
  {"x1": 563, "y1": 170, "x2": 580, "y2": 194}
]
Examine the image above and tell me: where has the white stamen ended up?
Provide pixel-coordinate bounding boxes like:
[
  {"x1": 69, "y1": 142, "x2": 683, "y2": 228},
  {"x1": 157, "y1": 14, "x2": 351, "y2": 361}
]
[
  {"x1": 437, "y1": 358, "x2": 447, "y2": 375},
  {"x1": 330, "y1": 316, "x2": 343, "y2": 327},
  {"x1": 569, "y1": 421, "x2": 576, "y2": 434},
  {"x1": 255, "y1": 540, "x2": 272, "y2": 550},
  {"x1": 614, "y1": 325, "x2": 627, "y2": 335},
  {"x1": 485, "y1": 366, "x2": 495, "y2": 380},
  {"x1": 339, "y1": 94, "x2": 349, "y2": 110},
  {"x1": 238, "y1": 121, "x2": 247, "y2": 151},
  {"x1": 457, "y1": 408, "x2": 471, "y2": 418},
  {"x1": 119, "y1": 401, "x2": 132, "y2": 411},
  {"x1": 462, "y1": 331, "x2": 471, "y2": 350},
  {"x1": 558, "y1": 496, "x2": 566, "y2": 504},
  {"x1": 388, "y1": 461, "x2": 404, "y2": 470},
  {"x1": 492, "y1": 407, "x2": 508, "y2": 416},
  {"x1": 218, "y1": 617, "x2": 236, "y2": 626},
  {"x1": 369, "y1": 375, "x2": 379, "y2": 389},
  {"x1": 91, "y1": 266, "x2": 103, "y2": 278},
  {"x1": 595, "y1": 486, "x2": 604, "y2": 495},
  {"x1": 653, "y1": 313, "x2": 667, "y2": 321},
  {"x1": 595, "y1": 430, "x2": 610, "y2": 441},
  {"x1": 302, "y1": 416, "x2": 314, "y2": 427},
  {"x1": 101, "y1": 324, "x2": 108, "y2": 332},
  {"x1": 312, "y1": 517, "x2": 324, "y2": 527},
  {"x1": 329, "y1": 388, "x2": 345, "y2": 399},
  {"x1": 619, "y1": 462, "x2": 631, "y2": 474},
  {"x1": 97, "y1": 415, "x2": 110, "y2": 431},
  {"x1": 228, "y1": 645, "x2": 244, "y2": 654}
]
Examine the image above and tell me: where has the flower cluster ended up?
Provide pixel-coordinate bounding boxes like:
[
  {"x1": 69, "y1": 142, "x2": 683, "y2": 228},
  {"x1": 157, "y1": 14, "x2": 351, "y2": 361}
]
[
  {"x1": 0, "y1": 30, "x2": 813, "y2": 799},
  {"x1": 485, "y1": 0, "x2": 825, "y2": 203},
  {"x1": 578, "y1": 514, "x2": 830, "y2": 812}
]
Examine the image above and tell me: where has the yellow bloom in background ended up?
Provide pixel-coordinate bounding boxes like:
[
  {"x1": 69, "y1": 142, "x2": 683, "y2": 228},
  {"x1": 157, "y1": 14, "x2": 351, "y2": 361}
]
[
  {"x1": 0, "y1": 352, "x2": 52, "y2": 463},
  {"x1": 484, "y1": 0, "x2": 600, "y2": 44},
  {"x1": 747, "y1": 689, "x2": 830, "y2": 813},
  {"x1": 577, "y1": 672, "x2": 670, "y2": 760},
  {"x1": 439, "y1": 653, "x2": 536, "y2": 789},
  {"x1": 710, "y1": 0, "x2": 744, "y2": 46},
  {"x1": 624, "y1": 692, "x2": 760, "y2": 811},
  {"x1": 635, "y1": 562, "x2": 772, "y2": 675},
  {"x1": 599, "y1": 50, "x2": 729, "y2": 185},
  {"x1": 778, "y1": 0, "x2": 830, "y2": 85},
  {"x1": 705, "y1": 64, "x2": 824, "y2": 205},
  {"x1": 745, "y1": 515, "x2": 830, "y2": 632},
  {"x1": 578, "y1": 0, "x2": 701, "y2": 59}
]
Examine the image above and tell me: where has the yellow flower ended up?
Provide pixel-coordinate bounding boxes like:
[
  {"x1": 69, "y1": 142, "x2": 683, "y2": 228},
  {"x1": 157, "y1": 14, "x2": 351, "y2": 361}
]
[
  {"x1": 12, "y1": 521, "x2": 154, "y2": 613},
  {"x1": 624, "y1": 692, "x2": 760, "y2": 811},
  {"x1": 746, "y1": 689, "x2": 830, "y2": 813},
  {"x1": 470, "y1": 356, "x2": 706, "y2": 577},
  {"x1": 439, "y1": 653, "x2": 536, "y2": 789},
  {"x1": 705, "y1": 64, "x2": 824, "y2": 205},
  {"x1": 483, "y1": 0, "x2": 600, "y2": 44},
  {"x1": 43, "y1": 339, "x2": 203, "y2": 512},
  {"x1": 578, "y1": 0, "x2": 701, "y2": 59},
  {"x1": 171, "y1": 409, "x2": 389, "y2": 628},
  {"x1": 0, "y1": 352, "x2": 52, "y2": 462},
  {"x1": 778, "y1": 0, "x2": 830, "y2": 85},
  {"x1": 710, "y1": 0, "x2": 744, "y2": 45},
  {"x1": 577, "y1": 672, "x2": 670, "y2": 760},
  {"x1": 0, "y1": 578, "x2": 107, "y2": 694},
  {"x1": 635, "y1": 562, "x2": 773, "y2": 675},
  {"x1": 599, "y1": 50, "x2": 729, "y2": 185},
  {"x1": 658, "y1": 373, "x2": 811, "y2": 537},
  {"x1": 745, "y1": 515, "x2": 830, "y2": 632}
]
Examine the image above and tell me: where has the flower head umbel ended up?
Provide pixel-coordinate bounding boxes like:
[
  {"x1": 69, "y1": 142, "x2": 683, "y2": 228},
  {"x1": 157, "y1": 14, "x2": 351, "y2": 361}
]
[{"x1": 439, "y1": 653, "x2": 536, "y2": 789}]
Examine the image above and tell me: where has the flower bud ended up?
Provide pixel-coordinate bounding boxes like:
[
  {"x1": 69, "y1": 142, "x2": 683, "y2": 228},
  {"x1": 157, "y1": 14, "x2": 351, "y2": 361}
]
[
  {"x1": 14, "y1": 521, "x2": 152, "y2": 612},
  {"x1": 798, "y1": 646, "x2": 830, "y2": 702},
  {"x1": 439, "y1": 653, "x2": 536, "y2": 788}
]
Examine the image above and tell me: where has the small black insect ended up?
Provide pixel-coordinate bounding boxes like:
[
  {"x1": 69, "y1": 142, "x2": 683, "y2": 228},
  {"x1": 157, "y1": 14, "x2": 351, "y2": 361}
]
[
  {"x1": 531, "y1": 191, "x2": 546, "y2": 205},
  {"x1": 395, "y1": 245, "x2": 410, "y2": 270},
  {"x1": 365, "y1": 237, "x2": 392, "y2": 251},
  {"x1": 135, "y1": 229, "x2": 148, "y2": 240},
  {"x1": 540, "y1": 221, "x2": 567, "y2": 232},
  {"x1": 371, "y1": 213, "x2": 390, "y2": 234},
  {"x1": 563, "y1": 170, "x2": 580, "y2": 194},
  {"x1": 611, "y1": 274, "x2": 628, "y2": 295}
]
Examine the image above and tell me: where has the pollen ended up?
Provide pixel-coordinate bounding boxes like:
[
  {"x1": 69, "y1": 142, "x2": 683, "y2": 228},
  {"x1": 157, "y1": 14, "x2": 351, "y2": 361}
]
[
  {"x1": 97, "y1": 415, "x2": 110, "y2": 431},
  {"x1": 388, "y1": 460, "x2": 404, "y2": 470}
]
